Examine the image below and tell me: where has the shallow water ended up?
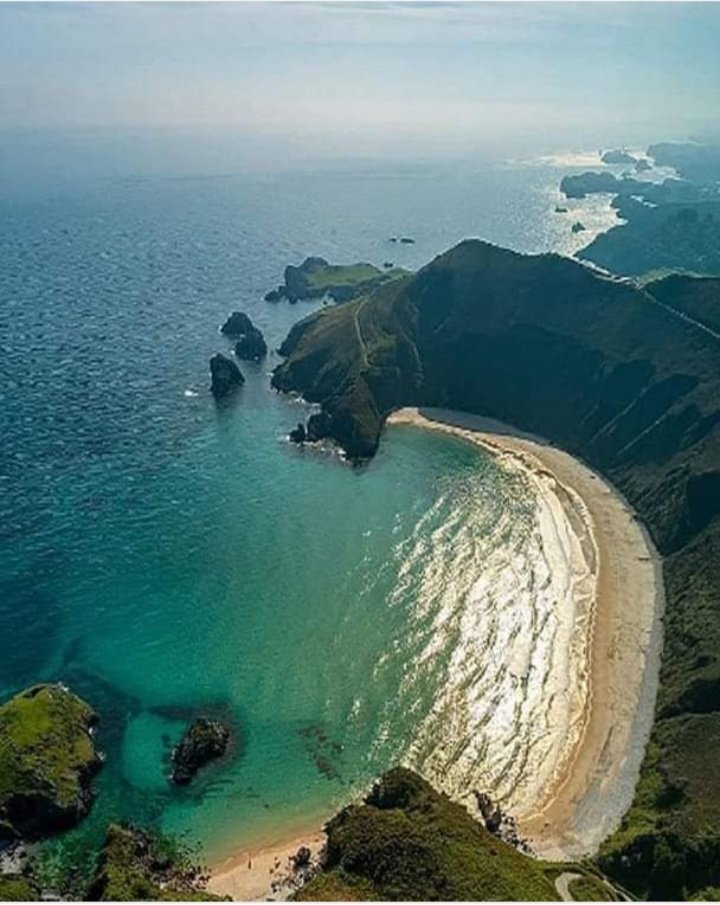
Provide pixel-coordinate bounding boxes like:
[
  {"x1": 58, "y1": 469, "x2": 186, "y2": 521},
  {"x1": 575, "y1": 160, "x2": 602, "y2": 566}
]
[{"x1": 0, "y1": 143, "x2": 613, "y2": 867}]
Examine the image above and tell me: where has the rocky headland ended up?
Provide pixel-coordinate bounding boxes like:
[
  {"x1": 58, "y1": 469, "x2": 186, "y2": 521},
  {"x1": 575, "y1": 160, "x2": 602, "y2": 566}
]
[{"x1": 265, "y1": 256, "x2": 408, "y2": 304}]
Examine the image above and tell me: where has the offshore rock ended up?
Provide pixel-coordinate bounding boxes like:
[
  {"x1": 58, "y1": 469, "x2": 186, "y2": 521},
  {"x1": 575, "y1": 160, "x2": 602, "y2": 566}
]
[
  {"x1": 234, "y1": 326, "x2": 267, "y2": 361},
  {"x1": 209, "y1": 353, "x2": 244, "y2": 398},
  {"x1": 220, "y1": 311, "x2": 254, "y2": 337},
  {"x1": 171, "y1": 718, "x2": 230, "y2": 785}
]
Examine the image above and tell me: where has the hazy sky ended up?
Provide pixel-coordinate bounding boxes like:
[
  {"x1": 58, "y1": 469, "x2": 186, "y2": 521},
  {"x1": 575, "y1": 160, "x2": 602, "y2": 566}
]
[{"x1": 1, "y1": 2, "x2": 719, "y2": 153}]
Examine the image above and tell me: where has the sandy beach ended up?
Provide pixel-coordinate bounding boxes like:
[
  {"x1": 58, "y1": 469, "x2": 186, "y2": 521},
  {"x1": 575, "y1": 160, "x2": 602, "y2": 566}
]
[
  {"x1": 387, "y1": 407, "x2": 664, "y2": 860},
  {"x1": 209, "y1": 405, "x2": 664, "y2": 896},
  {"x1": 208, "y1": 829, "x2": 327, "y2": 901}
]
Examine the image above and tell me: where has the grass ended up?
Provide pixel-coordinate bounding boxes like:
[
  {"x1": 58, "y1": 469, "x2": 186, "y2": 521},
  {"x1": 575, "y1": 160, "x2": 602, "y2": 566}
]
[
  {"x1": 88, "y1": 824, "x2": 224, "y2": 901},
  {"x1": 0, "y1": 684, "x2": 100, "y2": 839},
  {"x1": 295, "y1": 768, "x2": 561, "y2": 901}
]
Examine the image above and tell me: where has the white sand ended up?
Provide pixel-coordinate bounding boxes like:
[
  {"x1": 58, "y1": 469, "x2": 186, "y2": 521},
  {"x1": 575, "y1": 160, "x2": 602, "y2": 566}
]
[
  {"x1": 387, "y1": 407, "x2": 664, "y2": 860},
  {"x1": 208, "y1": 829, "x2": 326, "y2": 902}
]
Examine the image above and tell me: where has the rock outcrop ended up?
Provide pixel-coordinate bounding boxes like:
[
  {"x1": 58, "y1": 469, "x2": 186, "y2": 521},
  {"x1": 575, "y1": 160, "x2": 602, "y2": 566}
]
[
  {"x1": 601, "y1": 148, "x2": 638, "y2": 165},
  {"x1": 170, "y1": 718, "x2": 230, "y2": 785},
  {"x1": 289, "y1": 423, "x2": 306, "y2": 444},
  {"x1": 220, "y1": 311, "x2": 267, "y2": 361},
  {"x1": 0, "y1": 684, "x2": 102, "y2": 841},
  {"x1": 209, "y1": 354, "x2": 244, "y2": 398},
  {"x1": 234, "y1": 328, "x2": 267, "y2": 362},
  {"x1": 220, "y1": 311, "x2": 254, "y2": 337}
]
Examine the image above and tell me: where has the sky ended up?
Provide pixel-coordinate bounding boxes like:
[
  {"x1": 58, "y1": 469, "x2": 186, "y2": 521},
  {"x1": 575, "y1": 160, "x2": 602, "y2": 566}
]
[{"x1": 0, "y1": 2, "x2": 719, "y2": 158}]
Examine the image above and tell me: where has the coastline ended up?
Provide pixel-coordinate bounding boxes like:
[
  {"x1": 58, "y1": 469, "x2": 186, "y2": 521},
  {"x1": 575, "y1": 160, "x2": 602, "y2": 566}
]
[
  {"x1": 208, "y1": 828, "x2": 327, "y2": 901},
  {"x1": 387, "y1": 406, "x2": 665, "y2": 860}
]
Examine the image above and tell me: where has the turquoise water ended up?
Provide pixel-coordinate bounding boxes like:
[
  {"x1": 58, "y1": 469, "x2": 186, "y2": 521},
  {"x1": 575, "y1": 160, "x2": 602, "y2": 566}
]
[{"x1": 0, "y1": 142, "x2": 589, "y2": 871}]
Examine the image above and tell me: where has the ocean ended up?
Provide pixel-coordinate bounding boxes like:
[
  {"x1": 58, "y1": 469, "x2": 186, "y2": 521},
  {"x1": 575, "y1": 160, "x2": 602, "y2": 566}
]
[{"x1": 0, "y1": 136, "x2": 617, "y2": 874}]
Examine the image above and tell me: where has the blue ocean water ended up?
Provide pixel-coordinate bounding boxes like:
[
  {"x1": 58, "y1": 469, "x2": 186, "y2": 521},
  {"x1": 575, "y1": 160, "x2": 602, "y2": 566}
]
[{"x1": 0, "y1": 139, "x2": 600, "y2": 870}]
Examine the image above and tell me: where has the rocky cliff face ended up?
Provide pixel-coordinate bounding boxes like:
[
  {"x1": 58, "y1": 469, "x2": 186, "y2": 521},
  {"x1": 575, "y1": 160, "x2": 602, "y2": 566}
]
[{"x1": 272, "y1": 239, "x2": 720, "y2": 898}]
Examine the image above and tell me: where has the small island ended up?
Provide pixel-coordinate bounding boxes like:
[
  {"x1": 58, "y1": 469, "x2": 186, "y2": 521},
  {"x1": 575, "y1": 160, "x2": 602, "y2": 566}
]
[{"x1": 171, "y1": 718, "x2": 230, "y2": 785}]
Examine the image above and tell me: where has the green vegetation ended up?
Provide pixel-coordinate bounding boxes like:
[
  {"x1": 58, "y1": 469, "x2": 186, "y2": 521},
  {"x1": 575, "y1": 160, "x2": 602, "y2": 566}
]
[
  {"x1": 0, "y1": 684, "x2": 101, "y2": 841},
  {"x1": 273, "y1": 238, "x2": 720, "y2": 899},
  {"x1": 566, "y1": 874, "x2": 617, "y2": 901},
  {"x1": 269, "y1": 256, "x2": 409, "y2": 304},
  {"x1": 87, "y1": 823, "x2": 223, "y2": 901},
  {"x1": 0, "y1": 875, "x2": 38, "y2": 901},
  {"x1": 295, "y1": 769, "x2": 561, "y2": 901}
]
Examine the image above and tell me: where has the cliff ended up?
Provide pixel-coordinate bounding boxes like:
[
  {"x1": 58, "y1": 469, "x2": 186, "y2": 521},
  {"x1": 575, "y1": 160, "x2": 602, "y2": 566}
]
[{"x1": 273, "y1": 239, "x2": 720, "y2": 898}]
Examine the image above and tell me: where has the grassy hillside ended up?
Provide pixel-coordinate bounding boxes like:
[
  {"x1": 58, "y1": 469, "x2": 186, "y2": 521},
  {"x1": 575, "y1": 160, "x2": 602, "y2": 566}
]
[
  {"x1": 273, "y1": 240, "x2": 720, "y2": 899},
  {"x1": 295, "y1": 769, "x2": 564, "y2": 901}
]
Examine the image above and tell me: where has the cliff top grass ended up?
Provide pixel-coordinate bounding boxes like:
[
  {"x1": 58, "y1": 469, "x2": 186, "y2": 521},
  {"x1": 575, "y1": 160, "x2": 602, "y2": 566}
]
[
  {"x1": 0, "y1": 683, "x2": 99, "y2": 838},
  {"x1": 295, "y1": 768, "x2": 561, "y2": 901}
]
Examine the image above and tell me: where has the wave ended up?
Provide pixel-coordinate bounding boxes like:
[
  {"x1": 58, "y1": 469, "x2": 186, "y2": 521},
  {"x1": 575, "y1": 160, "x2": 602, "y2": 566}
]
[{"x1": 378, "y1": 452, "x2": 596, "y2": 817}]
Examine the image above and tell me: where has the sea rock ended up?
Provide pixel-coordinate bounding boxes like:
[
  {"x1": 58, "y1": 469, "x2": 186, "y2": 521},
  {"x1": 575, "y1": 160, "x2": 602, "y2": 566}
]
[
  {"x1": 601, "y1": 148, "x2": 638, "y2": 165},
  {"x1": 635, "y1": 157, "x2": 652, "y2": 173},
  {"x1": 289, "y1": 423, "x2": 306, "y2": 444},
  {"x1": 170, "y1": 718, "x2": 230, "y2": 785},
  {"x1": 234, "y1": 325, "x2": 267, "y2": 361},
  {"x1": 209, "y1": 353, "x2": 244, "y2": 398},
  {"x1": 0, "y1": 684, "x2": 102, "y2": 842},
  {"x1": 554, "y1": 205, "x2": 568, "y2": 213},
  {"x1": 264, "y1": 287, "x2": 285, "y2": 302},
  {"x1": 220, "y1": 311, "x2": 254, "y2": 337},
  {"x1": 400, "y1": 237, "x2": 415, "y2": 244},
  {"x1": 571, "y1": 221, "x2": 587, "y2": 233}
]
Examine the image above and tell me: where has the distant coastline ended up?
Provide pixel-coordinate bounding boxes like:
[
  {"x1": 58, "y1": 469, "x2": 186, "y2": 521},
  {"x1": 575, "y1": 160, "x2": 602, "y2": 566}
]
[{"x1": 388, "y1": 407, "x2": 665, "y2": 860}]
